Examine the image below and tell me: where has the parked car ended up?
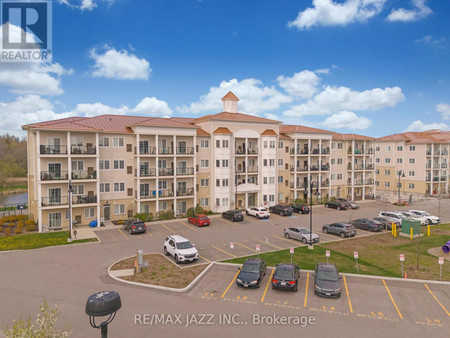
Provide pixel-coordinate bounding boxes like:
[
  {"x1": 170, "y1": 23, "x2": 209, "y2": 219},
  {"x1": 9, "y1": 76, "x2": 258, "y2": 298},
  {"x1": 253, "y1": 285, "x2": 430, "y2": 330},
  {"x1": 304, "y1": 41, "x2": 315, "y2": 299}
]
[
  {"x1": 188, "y1": 214, "x2": 210, "y2": 227},
  {"x1": 283, "y1": 226, "x2": 320, "y2": 244},
  {"x1": 288, "y1": 204, "x2": 310, "y2": 214},
  {"x1": 409, "y1": 210, "x2": 440, "y2": 225},
  {"x1": 314, "y1": 263, "x2": 342, "y2": 298},
  {"x1": 350, "y1": 218, "x2": 383, "y2": 232},
  {"x1": 378, "y1": 211, "x2": 405, "y2": 224},
  {"x1": 123, "y1": 219, "x2": 147, "y2": 234},
  {"x1": 396, "y1": 211, "x2": 427, "y2": 226},
  {"x1": 322, "y1": 222, "x2": 356, "y2": 238},
  {"x1": 222, "y1": 210, "x2": 244, "y2": 222},
  {"x1": 336, "y1": 198, "x2": 351, "y2": 208},
  {"x1": 347, "y1": 200, "x2": 360, "y2": 209},
  {"x1": 236, "y1": 258, "x2": 266, "y2": 288},
  {"x1": 272, "y1": 263, "x2": 300, "y2": 292},
  {"x1": 246, "y1": 207, "x2": 270, "y2": 219},
  {"x1": 324, "y1": 200, "x2": 348, "y2": 210},
  {"x1": 269, "y1": 204, "x2": 293, "y2": 216},
  {"x1": 163, "y1": 235, "x2": 199, "y2": 263},
  {"x1": 372, "y1": 216, "x2": 401, "y2": 230}
]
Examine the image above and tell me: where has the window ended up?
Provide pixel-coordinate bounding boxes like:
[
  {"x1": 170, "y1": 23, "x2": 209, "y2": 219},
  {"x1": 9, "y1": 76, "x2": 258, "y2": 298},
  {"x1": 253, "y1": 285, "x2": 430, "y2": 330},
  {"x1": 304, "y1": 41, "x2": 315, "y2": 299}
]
[
  {"x1": 331, "y1": 142, "x2": 336, "y2": 149},
  {"x1": 113, "y1": 137, "x2": 124, "y2": 147},
  {"x1": 376, "y1": 146, "x2": 380, "y2": 151},
  {"x1": 278, "y1": 159, "x2": 283, "y2": 166},
  {"x1": 409, "y1": 183, "x2": 415, "y2": 189},
  {"x1": 269, "y1": 195, "x2": 275, "y2": 202},
  {"x1": 200, "y1": 139, "x2": 209, "y2": 148},
  {"x1": 385, "y1": 158, "x2": 391, "y2": 164},
  {"x1": 269, "y1": 177, "x2": 275, "y2": 184},
  {"x1": 269, "y1": 159, "x2": 275, "y2": 166},
  {"x1": 222, "y1": 140, "x2": 229, "y2": 148},
  {"x1": 337, "y1": 174, "x2": 343, "y2": 180},
  {"x1": 375, "y1": 169, "x2": 380, "y2": 174},
  {"x1": 200, "y1": 159, "x2": 209, "y2": 168},
  {"x1": 222, "y1": 198, "x2": 228, "y2": 206},
  {"x1": 216, "y1": 179, "x2": 220, "y2": 187},
  {"x1": 331, "y1": 174, "x2": 335, "y2": 180},
  {"x1": 222, "y1": 179, "x2": 229, "y2": 187},
  {"x1": 337, "y1": 143, "x2": 343, "y2": 149},
  {"x1": 384, "y1": 170, "x2": 390, "y2": 175},
  {"x1": 263, "y1": 195, "x2": 267, "y2": 202},
  {"x1": 409, "y1": 158, "x2": 415, "y2": 164},
  {"x1": 397, "y1": 158, "x2": 403, "y2": 163},
  {"x1": 270, "y1": 141, "x2": 275, "y2": 148},
  {"x1": 216, "y1": 140, "x2": 220, "y2": 148},
  {"x1": 114, "y1": 182, "x2": 125, "y2": 192},
  {"x1": 375, "y1": 158, "x2": 380, "y2": 163},
  {"x1": 337, "y1": 158, "x2": 342, "y2": 165},
  {"x1": 222, "y1": 159, "x2": 229, "y2": 167},
  {"x1": 200, "y1": 178, "x2": 209, "y2": 187},
  {"x1": 114, "y1": 205, "x2": 125, "y2": 214},
  {"x1": 331, "y1": 158, "x2": 336, "y2": 165},
  {"x1": 263, "y1": 177, "x2": 268, "y2": 184},
  {"x1": 263, "y1": 159, "x2": 268, "y2": 167},
  {"x1": 49, "y1": 213, "x2": 62, "y2": 228},
  {"x1": 375, "y1": 181, "x2": 379, "y2": 186},
  {"x1": 215, "y1": 198, "x2": 220, "y2": 206},
  {"x1": 384, "y1": 182, "x2": 390, "y2": 187},
  {"x1": 72, "y1": 161, "x2": 83, "y2": 171},
  {"x1": 99, "y1": 160, "x2": 110, "y2": 170},
  {"x1": 113, "y1": 160, "x2": 125, "y2": 169},
  {"x1": 263, "y1": 141, "x2": 268, "y2": 148},
  {"x1": 158, "y1": 181, "x2": 167, "y2": 189},
  {"x1": 386, "y1": 146, "x2": 391, "y2": 151},
  {"x1": 161, "y1": 201, "x2": 167, "y2": 210},
  {"x1": 100, "y1": 183, "x2": 110, "y2": 193},
  {"x1": 72, "y1": 185, "x2": 84, "y2": 195},
  {"x1": 278, "y1": 176, "x2": 283, "y2": 183},
  {"x1": 84, "y1": 208, "x2": 95, "y2": 218},
  {"x1": 409, "y1": 171, "x2": 415, "y2": 176},
  {"x1": 397, "y1": 146, "x2": 403, "y2": 151},
  {"x1": 216, "y1": 160, "x2": 220, "y2": 168},
  {"x1": 409, "y1": 146, "x2": 415, "y2": 151},
  {"x1": 278, "y1": 193, "x2": 284, "y2": 201},
  {"x1": 278, "y1": 141, "x2": 284, "y2": 149},
  {"x1": 200, "y1": 198, "x2": 209, "y2": 206},
  {"x1": 99, "y1": 137, "x2": 109, "y2": 147}
]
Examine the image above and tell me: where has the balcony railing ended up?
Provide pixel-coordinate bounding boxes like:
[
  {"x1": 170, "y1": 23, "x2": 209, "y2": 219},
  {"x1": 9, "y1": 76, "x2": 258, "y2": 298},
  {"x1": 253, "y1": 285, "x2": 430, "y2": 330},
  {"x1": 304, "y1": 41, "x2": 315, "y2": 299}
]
[
  {"x1": 176, "y1": 167, "x2": 194, "y2": 175},
  {"x1": 247, "y1": 166, "x2": 258, "y2": 173},
  {"x1": 441, "y1": 176, "x2": 447, "y2": 181},
  {"x1": 235, "y1": 148, "x2": 246, "y2": 155},
  {"x1": 41, "y1": 196, "x2": 68, "y2": 207},
  {"x1": 176, "y1": 147, "x2": 194, "y2": 155},
  {"x1": 442, "y1": 150, "x2": 449, "y2": 155},
  {"x1": 426, "y1": 150, "x2": 432, "y2": 155},
  {"x1": 426, "y1": 177, "x2": 431, "y2": 182},
  {"x1": 140, "y1": 168, "x2": 157, "y2": 177},
  {"x1": 139, "y1": 146, "x2": 156, "y2": 155},
  {"x1": 435, "y1": 150, "x2": 441, "y2": 155},
  {"x1": 71, "y1": 145, "x2": 96, "y2": 155},
  {"x1": 365, "y1": 164, "x2": 375, "y2": 170},
  {"x1": 365, "y1": 179, "x2": 375, "y2": 185},
  {"x1": 310, "y1": 166, "x2": 319, "y2": 171},
  {"x1": 426, "y1": 164, "x2": 432, "y2": 169},
  {"x1": 159, "y1": 190, "x2": 174, "y2": 198},
  {"x1": 158, "y1": 147, "x2": 174, "y2": 155},
  {"x1": 158, "y1": 168, "x2": 174, "y2": 176},
  {"x1": 71, "y1": 170, "x2": 96, "y2": 180},
  {"x1": 321, "y1": 181, "x2": 330, "y2": 187},
  {"x1": 433, "y1": 177, "x2": 439, "y2": 182},
  {"x1": 73, "y1": 194, "x2": 97, "y2": 204},
  {"x1": 40, "y1": 145, "x2": 68, "y2": 154},
  {"x1": 321, "y1": 165, "x2": 330, "y2": 171},
  {"x1": 247, "y1": 148, "x2": 258, "y2": 155},
  {"x1": 41, "y1": 171, "x2": 69, "y2": 181},
  {"x1": 433, "y1": 163, "x2": 440, "y2": 169},
  {"x1": 442, "y1": 163, "x2": 448, "y2": 168},
  {"x1": 176, "y1": 188, "x2": 194, "y2": 197}
]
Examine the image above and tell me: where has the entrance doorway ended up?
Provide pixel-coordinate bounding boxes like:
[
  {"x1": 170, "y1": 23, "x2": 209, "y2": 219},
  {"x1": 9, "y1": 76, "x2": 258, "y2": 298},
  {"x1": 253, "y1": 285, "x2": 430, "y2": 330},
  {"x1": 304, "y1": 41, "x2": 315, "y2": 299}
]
[{"x1": 103, "y1": 205, "x2": 110, "y2": 221}]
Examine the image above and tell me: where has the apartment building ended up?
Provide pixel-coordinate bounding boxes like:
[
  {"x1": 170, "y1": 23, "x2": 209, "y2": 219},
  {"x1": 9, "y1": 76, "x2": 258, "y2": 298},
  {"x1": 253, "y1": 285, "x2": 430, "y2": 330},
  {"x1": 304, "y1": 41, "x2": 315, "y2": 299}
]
[{"x1": 375, "y1": 130, "x2": 450, "y2": 202}]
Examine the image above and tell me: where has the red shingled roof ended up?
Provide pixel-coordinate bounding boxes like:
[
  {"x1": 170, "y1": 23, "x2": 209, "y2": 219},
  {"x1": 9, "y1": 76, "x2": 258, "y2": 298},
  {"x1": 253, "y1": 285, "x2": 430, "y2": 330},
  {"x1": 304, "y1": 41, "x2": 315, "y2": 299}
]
[
  {"x1": 377, "y1": 130, "x2": 450, "y2": 143},
  {"x1": 332, "y1": 132, "x2": 374, "y2": 141},
  {"x1": 280, "y1": 125, "x2": 331, "y2": 134},
  {"x1": 213, "y1": 127, "x2": 233, "y2": 134},
  {"x1": 261, "y1": 129, "x2": 278, "y2": 136},
  {"x1": 221, "y1": 91, "x2": 239, "y2": 101},
  {"x1": 195, "y1": 112, "x2": 281, "y2": 124},
  {"x1": 196, "y1": 128, "x2": 210, "y2": 136}
]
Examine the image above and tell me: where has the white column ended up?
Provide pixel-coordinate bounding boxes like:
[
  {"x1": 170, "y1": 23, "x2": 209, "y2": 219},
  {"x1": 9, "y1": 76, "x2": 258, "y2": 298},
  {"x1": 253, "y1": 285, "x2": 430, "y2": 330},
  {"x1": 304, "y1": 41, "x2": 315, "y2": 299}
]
[
  {"x1": 193, "y1": 135, "x2": 197, "y2": 208},
  {"x1": 95, "y1": 133, "x2": 101, "y2": 224},
  {"x1": 173, "y1": 135, "x2": 177, "y2": 215},
  {"x1": 36, "y1": 130, "x2": 42, "y2": 232},
  {"x1": 155, "y1": 135, "x2": 159, "y2": 214},
  {"x1": 136, "y1": 134, "x2": 141, "y2": 214}
]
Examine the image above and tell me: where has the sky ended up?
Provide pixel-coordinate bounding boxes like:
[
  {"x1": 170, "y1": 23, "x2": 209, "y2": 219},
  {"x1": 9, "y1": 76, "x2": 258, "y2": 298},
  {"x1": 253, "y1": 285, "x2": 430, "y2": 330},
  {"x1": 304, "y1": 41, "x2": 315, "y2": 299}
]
[{"x1": 0, "y1": 0, "x2": 449, "y2": 137}]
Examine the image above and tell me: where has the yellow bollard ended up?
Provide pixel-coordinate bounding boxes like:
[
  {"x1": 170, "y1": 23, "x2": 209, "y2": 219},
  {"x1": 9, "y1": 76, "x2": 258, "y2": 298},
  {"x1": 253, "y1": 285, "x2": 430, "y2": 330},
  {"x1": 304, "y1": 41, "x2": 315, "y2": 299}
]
[
  {"x1": 394, "y1": 224, "x2": 397, "y2": 237},
  {"x1": 410, "y1": 227, "x2": 413, "y2": 239},
  {"x1": 427, "y1": 225, "x2": 430, "y2": 237},
  {"x1": 391, "y1": 223, "x2": 394, "y2": 235}
]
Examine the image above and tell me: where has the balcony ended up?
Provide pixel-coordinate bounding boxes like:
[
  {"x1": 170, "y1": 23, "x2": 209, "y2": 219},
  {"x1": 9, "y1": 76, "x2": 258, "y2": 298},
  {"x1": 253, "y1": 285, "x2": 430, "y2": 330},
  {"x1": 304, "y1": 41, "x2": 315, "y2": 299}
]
[
  {"x1": 433, "y1": 177, "x2": 439, "y2": 182},
  {"x1": 176, "y1": 167, "x2": 194, "y2": 175},
  {"x1": 247, "y1": 148, "x2": 258, "y2": 155},
  {"x1": 353, "y1": 179, "x2": 364, "y2": 186},
  {"x1": 441, "y1": 163, "x2": 448, "y2": 169},
  {"x1": 159, "y1": 190, "x2": 174, "y2": 198},
  {"x1": 176, "y1": 188, "x2": 194, "y2": 197},
  {"x1": 310, "y1": 165, "x2": 319, "y2": 171},
  {"x1": 426, "y1": 150, "x2": 432, "y2": 155},
  {"x1": 321, "y1": 148, "x2": 330, "y2": 154},
  {"x1": 247, "y1": 166, "x2": 258, "y2": 173},
  {"x1": 41, "y1": 171, "x2": 69, "y2": 181},
  {"x1": 235, "y1": 148, "x2": 246, "y2": 155},
  {"x1": 140, "y1": 168, "x2": 157, "y2": 177},
  {"x1": 71, "y1": 170, "x2": 96, "y2": 180},
  {"x1": 158, "y1": 168, "x2": 174, "y2": 176},
  {"x1": 442, "y1": 150, "x2": 449, "y2": 155},
  {"x1": 139, "y1": 146, "x2": 156, "y2": 155},
  {"x1": 158, "y1": 147, "x2": 174, "y2": 155},
  {"x1": 41, "y1": 196, "x2": 68, "y2": 207},
  {"x1": 73, "y1": 194, "x2": 97, "y2": 204},
  {"x1": 367, "y1": 148, "x2": 375, "y2": 154},
  {"x1": 71, "y1": 145, "x2": 96, "y2": 155},
  {"x1": 40, "y1": 145, "x2": 68, "y2": 155},
  {"x1": 433, "y1": 163, "x2": 440, "y2": 169},
  {"x1": 434, "y1": 150, "x2": 441, "y2": 155},
  {"x1": 426, "y1": 164, "x2": 432, "y2": 169},
  {"x1": 321, "y1": 165, "x2": 330, "y2": 171},
  {"x1": 441, "y1": 176, "x2": 447, "y2": 181},
  {"x1": 321, "y1": 181, "x2": 330, "y2": 187},
  {"x1": 176, "y1": 147, "x2": 194, "y2": 155},
  {"x1": 365, "y1": 164, "x2": 375, "y2": 170},
  {"x1": 365, "y1": 179, "x2": 375, "y2": 185}
]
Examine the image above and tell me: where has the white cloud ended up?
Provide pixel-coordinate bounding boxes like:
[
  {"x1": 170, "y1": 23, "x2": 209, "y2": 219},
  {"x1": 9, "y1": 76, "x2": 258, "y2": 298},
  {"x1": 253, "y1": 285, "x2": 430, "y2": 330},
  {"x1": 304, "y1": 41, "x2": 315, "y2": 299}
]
[
  {"x1": 277, "y1": 70, "x2": 321, "y2": 99},
  {"x1": 0, "y1": 95, "x2": 74, "y2": 136},
  {"x1": 70, "y1": 102, "x2": 129, "y2": 117},
  {"x1": 0, "y1": 24, "x2": 73, "y2": 95},
  {"x1": 288, "y1": 0, "x2": 386, "y2": 30},
  {"x1": 133, "y1": 97, "x2": 173, "y2": 117},
  {"x1": 176, "y1": 78, "x2": 292, "y2": 114},
  {"x1": 323, "y1": 111, "x2": 371, "y2": 129},
  {"x1": 437, "y1": 103, "x2": 450, "y2": 120},
  {"x1": 387, "y1": 0, "x2": 432, "y2": 22},
  {"x1": 263, "y1": 113, "x2": 280, "y2": 121},
  {"x1": 58, "y1": 0, "x2": 115, "y2": 11},
  {"x1": 405, "y1": 120, "x2": 447, "y2": 132},
  {"x1": 90, "y1": 47, "x2": 151, "y2": 80},
  {"x1": 284, "y1": 86, "x2": 405, "y2": 117}
]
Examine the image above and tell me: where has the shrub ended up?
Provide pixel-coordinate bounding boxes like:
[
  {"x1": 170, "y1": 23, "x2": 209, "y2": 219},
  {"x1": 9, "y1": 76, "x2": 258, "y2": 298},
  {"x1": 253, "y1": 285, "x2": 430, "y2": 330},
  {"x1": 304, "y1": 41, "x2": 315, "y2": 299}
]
[
  {"x1": 207, "y1": 210, "x2": 213, "y2": 215},
  {"x1": 4, "y1": 228, "x2": 10, "y2": 236},
  {"x1": 293, "y1": 198, "x2": 306, "y2": 204},
  {"x1": 26, "y1": 224, "x2": 36, "y2": 232},
  {"x1": 194, "y1": 206, "x2": 205, "y2": 214},
  {"x1": 116, "y1": 219, "x2": 125, "y2": 225},
  {"x1": 14, "y1": 228, "x2": 22, "y2": 234},
  {"x1": 8, "y1": 222, "x2": 16, "y2": 228},
  {"x1": 25, "y1": 219, "x2": 35, "y2": 226},
  {"x1": 157, "y1": 210, "x2": 174, "y2": 220},
  {"x1": 186, "y1": 207, "x2": 195, "y2": 217},
  {"x1": 134, "y1": 213, "x2": 154, "y2": 222}
]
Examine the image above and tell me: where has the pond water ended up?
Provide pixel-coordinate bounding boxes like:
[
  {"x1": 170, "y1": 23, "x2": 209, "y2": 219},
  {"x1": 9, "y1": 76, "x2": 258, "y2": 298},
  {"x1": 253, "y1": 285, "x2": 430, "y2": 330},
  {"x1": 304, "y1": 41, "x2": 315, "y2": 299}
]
[{"x1": 0, "y1": 192, "x2": 28, "y2": 206}]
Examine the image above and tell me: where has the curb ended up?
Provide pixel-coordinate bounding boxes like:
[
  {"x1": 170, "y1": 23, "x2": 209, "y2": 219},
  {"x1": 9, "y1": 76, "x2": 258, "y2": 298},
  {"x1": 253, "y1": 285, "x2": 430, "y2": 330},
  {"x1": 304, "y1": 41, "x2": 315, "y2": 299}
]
[{"x1": 107, "y1": 253, "x2": 213, "y2": 293}]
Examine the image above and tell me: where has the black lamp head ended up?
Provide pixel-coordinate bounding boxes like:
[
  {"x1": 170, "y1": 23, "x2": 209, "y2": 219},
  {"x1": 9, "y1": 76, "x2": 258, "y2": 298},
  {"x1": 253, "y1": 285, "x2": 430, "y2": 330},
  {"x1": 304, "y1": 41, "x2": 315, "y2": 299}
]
[{"x1": 86, "y1": 291, "x2": 121, "y2": 317}]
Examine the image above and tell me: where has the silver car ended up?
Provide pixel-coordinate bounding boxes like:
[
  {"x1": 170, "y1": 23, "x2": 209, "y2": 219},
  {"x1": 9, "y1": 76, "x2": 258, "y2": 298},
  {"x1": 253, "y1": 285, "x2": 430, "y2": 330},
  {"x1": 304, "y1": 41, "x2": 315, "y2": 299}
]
[{"x1": 283, "y1": 226, "x2": 320, "y2": 244}]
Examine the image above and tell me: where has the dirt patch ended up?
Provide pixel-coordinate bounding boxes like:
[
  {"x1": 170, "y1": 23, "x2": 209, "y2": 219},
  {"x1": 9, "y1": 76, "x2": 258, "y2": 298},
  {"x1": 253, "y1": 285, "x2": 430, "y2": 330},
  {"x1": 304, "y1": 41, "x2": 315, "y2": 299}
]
[
  {"x1": 111, "y1": 253, "x2": 208, "y2": 289},
  {"x1": 427, "y1": 246, "x2": 450, "y2": 260}
]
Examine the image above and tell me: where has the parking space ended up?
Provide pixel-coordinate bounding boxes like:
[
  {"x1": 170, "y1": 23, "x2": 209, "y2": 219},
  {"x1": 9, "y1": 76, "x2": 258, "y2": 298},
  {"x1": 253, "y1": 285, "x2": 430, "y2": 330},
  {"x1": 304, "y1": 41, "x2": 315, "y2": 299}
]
[{"x1": 192, "y1": 264, "x2": 450, "y2": 330}]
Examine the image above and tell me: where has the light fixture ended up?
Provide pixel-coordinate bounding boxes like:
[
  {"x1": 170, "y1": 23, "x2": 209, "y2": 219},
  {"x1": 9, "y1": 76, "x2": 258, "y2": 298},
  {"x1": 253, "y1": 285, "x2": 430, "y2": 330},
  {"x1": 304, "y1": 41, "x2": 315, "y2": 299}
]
[{"x1": 86, "y1": 291, "x2": 121, "y2": 338}]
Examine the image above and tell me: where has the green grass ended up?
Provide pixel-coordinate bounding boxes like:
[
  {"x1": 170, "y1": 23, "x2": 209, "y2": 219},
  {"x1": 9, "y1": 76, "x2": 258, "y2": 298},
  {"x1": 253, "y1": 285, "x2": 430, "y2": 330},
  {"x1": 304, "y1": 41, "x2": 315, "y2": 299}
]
[
  {"x1": 223, "y1": 224, "x2": 450, "y2": 281},
  {"x1": 0, "y1": 231, "x2": 97, "y2": 251},
  {"x1": 0, "y1": 185, "x2": 27, "y2": 193}
]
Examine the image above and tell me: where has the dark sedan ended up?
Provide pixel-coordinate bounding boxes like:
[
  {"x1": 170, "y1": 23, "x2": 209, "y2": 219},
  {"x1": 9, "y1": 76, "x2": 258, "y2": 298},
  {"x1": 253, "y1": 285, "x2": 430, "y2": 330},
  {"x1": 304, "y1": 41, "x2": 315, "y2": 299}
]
[
  {"x1": 372, "y1": 216, "x2": 400, "y2": 230},
  {"x1": 272, "y1": 263, "x2": 300, "y2": 292},
  {"x1": 314, "y1": 263, "x2": 342, "y2": 298},
  {"x1": 269, "y1": 205, "x2": 293, "y2": 216},
  {"x1": 324, "y1": 200, "x2": 348, "y2": 210},
  {"x1": 222, "y1": 210, "x2": 244, "y2": 222},
  {"x1": 123, "y1": 219, "x2": 147, "y2": 234},
  {"x1": 350, "y1": 218, "x2": 383, "y2": 232},
  {"x1": 236, "y1": 258, "x2": 266, "y2": 288},
  {"x1": 288, "y1": 204, "x2": 310, "y2": 214},
  {"x1": 322, "y1": 222, "x2": 356, "y2": 238}
]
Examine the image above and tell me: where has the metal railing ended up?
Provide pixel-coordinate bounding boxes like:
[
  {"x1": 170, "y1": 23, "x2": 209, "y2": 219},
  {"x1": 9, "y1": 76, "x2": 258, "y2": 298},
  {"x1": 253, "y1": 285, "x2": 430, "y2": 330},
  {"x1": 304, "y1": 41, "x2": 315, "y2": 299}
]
[
  {"x1": 41, "y1": 171, "x2": 69, "y2": 181},
  {"x1": 158, "y1": 147, "x2": 174, "y2": 154},
  {"x1": 235, "y1": 148, "x2": 246, "y2": 155},
  {"x1": 176, "y1": 147, "x2": 194, "y2": 155},
  {"x1": 71, "y1": 170, "x2": 96, "y2": 180},
  {"x1": 176, "y1": 188, "x2": 194, "y2": 197},
  {"x1": 40, "y1": 145, "x2": 68, "y2": 154},
  {"x1": 73, "y1": 194, "x2": 97, "y2": 204},
  {"x1": 158, "y1": 190, "x2": 174, "y2": 198},
  {"x1": 158, "y1": 168, "x2": 174, "y2": 176},
  {"x1": 176, "y1": 167, "x2": 194, "y2": 175},
  {"x1": 71, "y1": 145, "x2": 96, "y2": 155},
  {"x1": 247, "y1": 148, "x2": 258, "y2": 155},
  {"x1": 139, "y1": 146, "x2": 157, "y2": 155},
  {"x1": 140, "y1": 168, "x2": 157, "y2": 177},
  {"x1": 247, "y1": 166, "x2": 258, "y2": 173},
  {"x1": 41, "y1": 196, "x2": 68, "y2": 207}
]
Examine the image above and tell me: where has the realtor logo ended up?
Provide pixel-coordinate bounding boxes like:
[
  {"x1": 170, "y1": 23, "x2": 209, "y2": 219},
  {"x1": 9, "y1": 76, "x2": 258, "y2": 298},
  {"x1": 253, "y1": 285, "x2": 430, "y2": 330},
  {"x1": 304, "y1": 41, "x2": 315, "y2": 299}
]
[{"x1": 1, "y1": 0, "x2": 52, "y2": 62}]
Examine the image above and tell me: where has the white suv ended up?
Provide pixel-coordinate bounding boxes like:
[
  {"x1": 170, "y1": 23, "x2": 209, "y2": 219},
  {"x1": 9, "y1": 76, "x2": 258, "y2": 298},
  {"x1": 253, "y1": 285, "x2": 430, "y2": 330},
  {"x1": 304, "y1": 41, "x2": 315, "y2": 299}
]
[
  {"x1": 395, "y1": 210, "x2": 428, "y2": 225},
  {"x1": 164, "y1": 235, "x2": 199, "y2": 263},
  {"x1": 246, "y1": 207, "x2": 270, "y2": 219},
  {"x1": 409, "y1": 210, "x2": 440, "y2": 225}
]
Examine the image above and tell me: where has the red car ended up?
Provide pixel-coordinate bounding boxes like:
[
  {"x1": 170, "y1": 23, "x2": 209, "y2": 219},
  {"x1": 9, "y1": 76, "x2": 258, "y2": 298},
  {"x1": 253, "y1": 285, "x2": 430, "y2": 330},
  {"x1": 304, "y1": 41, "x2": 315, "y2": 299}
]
[{"x1": 188, "y1": 214, "x2": 210, "y2": 227}]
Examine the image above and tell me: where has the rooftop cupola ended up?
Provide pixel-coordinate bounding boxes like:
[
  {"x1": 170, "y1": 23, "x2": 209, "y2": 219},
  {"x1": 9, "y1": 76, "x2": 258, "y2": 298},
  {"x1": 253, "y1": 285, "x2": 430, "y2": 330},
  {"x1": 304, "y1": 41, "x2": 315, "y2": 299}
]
[{"x1": 221, "y1": 91, "x2": 239, "y2": 113}]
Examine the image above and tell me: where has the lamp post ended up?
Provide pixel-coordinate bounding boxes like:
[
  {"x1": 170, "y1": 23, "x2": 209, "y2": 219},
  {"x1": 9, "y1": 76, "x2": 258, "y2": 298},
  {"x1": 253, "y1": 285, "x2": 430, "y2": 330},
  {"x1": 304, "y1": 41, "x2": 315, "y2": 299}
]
[
  {"x1": 304, "y1": 181, "x2": 319, "y2": 249},
  {"x1": 397, "y1": 170, "x2": 405, "y2": 204}
]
